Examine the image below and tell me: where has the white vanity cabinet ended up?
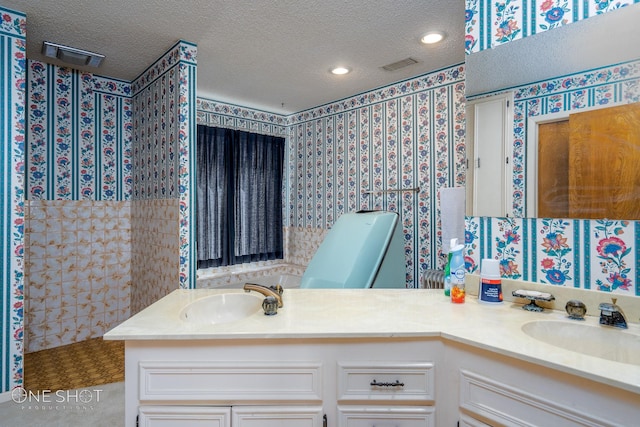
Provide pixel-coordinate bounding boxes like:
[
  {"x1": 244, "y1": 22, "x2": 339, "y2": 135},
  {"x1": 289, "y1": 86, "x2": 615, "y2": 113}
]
[
  {"x1": 108, "y1": 289, "x2": 640, "y2": 427},
  {"x1": 124, "y1": 338, "x2": 440, "y2": 427},
  {"x1": 443, "y1": 341, "x2": 640, "y2": 427}
]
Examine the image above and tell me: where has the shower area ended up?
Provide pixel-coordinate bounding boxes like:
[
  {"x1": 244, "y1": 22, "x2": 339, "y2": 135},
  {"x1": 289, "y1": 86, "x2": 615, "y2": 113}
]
[
  {"x1": 24, "y1": 199, "x2": 132, "y2": 352},
  {"x1": 23, "y1": 41, "x2": 195, "y2": 354},
  {"x1": 23, "y1": 61, "x2": 134, "y2": 353}
]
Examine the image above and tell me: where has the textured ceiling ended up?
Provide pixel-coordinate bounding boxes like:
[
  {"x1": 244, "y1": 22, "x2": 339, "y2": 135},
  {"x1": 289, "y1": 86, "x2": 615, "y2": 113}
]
[{"x1": 3, "y1": 0, "x2": 464, "y2": 114}]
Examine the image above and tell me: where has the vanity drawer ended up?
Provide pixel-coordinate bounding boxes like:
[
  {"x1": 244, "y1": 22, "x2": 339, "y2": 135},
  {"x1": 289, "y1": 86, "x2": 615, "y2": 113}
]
[
  {"x1": 337, "y1": 406, "x2": 435, "y2": 427},
  {"x1": 337, "y1": 362, "x2": 435, "y2": 402},
  {"x1": 138, "y1": 406, "x2": 230, "y2": 427},
  {"x1": 138, "y1": 361, "x2": 322, "y2": 402},
  {"x1": 232, "y1": 406, "x2": 324, "y2": 427}
]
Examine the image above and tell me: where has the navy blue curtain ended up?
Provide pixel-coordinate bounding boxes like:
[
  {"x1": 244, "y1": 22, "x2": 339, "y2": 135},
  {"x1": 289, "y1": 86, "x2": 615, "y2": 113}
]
[{"x1": 196, "y1": 125, "x2": 284, "y2": 268}]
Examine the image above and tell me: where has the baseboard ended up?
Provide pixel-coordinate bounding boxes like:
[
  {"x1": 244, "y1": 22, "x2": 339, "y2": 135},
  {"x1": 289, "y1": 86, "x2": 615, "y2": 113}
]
[{"x1": 0, "y1": 389, "x2": 14, "y2": 403}]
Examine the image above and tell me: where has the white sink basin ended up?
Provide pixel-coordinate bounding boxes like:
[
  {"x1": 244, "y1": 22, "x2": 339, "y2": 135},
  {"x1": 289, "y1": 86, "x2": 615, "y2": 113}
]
[
  {"x1": 521, "y1": 320, "x2": 640, "y2": 365},
  {"x1": 180, "y1": 293, "x2": 263, "y2": 324}
]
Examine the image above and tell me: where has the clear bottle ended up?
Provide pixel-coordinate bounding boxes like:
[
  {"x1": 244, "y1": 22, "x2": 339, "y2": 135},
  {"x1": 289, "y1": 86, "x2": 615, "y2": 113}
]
[
  {"x1": 443, "y1": 238, "x2": 457, "y2": 297},
  {"x1": 449, "y1": 243, "x2": 465, "y2": 303}
]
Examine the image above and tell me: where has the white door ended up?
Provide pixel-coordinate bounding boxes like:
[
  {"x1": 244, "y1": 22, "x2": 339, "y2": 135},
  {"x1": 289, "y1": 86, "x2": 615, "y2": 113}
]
[{"x1": 469, "y1": 92, "x2": 513, "y2": 217}]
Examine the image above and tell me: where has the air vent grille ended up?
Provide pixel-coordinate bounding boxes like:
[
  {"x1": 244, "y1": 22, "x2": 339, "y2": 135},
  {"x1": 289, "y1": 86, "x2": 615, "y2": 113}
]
[{"x1": 381, "y1": 57, "x2": 419, "y2": 72}]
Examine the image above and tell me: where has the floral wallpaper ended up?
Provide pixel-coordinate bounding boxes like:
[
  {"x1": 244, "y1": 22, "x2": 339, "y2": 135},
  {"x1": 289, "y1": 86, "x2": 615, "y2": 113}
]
[
  {"x1": 197, "y1": 66, "x2": 467, "y2": 289},
  {"x1": 178, "y1": 43, "x2": 198, "y2": 291},
  {"x1": 465, "y1": 217, "x2": 639, "y2": 295},
  {"x1": 1, "y1": 5, "x2": 26, "y2": 396},
  {"x1": 27, "y1": 62, "x2": 132, "y2": 201},
  {"x1": 465, "y1": 0, "x2": 640, "y2": 54},
  {"x1": 197, "y1": 98, "x2": 289, "y2": 137},
  {"x1": 287, "y1": 65, "x2": 467, "y2": 287},
  {"x1": 131, "y1": 40, "x2": 197, "y2": 315}
]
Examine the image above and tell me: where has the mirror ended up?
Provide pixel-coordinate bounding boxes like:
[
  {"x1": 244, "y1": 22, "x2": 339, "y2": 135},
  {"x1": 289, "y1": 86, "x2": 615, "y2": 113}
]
[
  {"x1": 527, "y1": 102, "x2": 640, "y2": 220},
  {"x1": 465, "y1": 4, "x2": 640, "y2": 220}
]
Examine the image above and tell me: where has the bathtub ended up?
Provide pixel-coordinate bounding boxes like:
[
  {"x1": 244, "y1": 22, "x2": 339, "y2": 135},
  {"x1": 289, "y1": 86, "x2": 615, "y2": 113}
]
[{"x1": 197, "y1": 272, "x2": 302, "y2": 290}]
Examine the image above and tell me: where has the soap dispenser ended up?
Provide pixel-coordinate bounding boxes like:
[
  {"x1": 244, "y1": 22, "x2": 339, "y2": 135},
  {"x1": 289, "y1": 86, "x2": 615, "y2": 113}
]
[
  {"x1": 443, "y1": 238, "x2": 457, "y2": 297},
  {"x1": 449, "y1": 243, "x2": 465, "y2": 303}
]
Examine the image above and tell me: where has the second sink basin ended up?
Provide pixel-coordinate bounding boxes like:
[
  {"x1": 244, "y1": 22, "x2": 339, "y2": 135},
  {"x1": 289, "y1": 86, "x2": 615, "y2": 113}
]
[
  {"x1": 521, "y1": 320, "x2": 640, "y2": 365},
  {"x1": 180, "y1": 293, "x2": 263, "y2": 324}
]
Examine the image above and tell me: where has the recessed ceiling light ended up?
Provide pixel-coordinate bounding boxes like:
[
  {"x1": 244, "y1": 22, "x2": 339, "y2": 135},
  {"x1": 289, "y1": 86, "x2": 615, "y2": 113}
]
[
  {"x1": 421, "y1": 31, "x2": 445, "y2": 44},
  {"x1": 331, "y1": 67, "x2": 350, "y2": 75}
]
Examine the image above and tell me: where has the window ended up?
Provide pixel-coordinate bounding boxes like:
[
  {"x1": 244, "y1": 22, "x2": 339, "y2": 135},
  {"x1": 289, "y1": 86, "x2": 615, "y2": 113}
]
[{"x1": 196, "y1": 125, "x2": 285, "y2": 268}]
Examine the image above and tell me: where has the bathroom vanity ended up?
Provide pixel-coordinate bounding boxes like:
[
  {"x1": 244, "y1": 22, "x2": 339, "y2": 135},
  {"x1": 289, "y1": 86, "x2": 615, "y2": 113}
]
[{"x1": 104, "y1": 289, "x2": 640, "y2": 427}]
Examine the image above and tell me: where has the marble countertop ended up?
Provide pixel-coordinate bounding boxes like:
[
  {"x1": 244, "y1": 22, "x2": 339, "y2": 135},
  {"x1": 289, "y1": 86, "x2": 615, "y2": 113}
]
[{"x1": 104, "y1": 288, "x2": 640, "y2": 395}]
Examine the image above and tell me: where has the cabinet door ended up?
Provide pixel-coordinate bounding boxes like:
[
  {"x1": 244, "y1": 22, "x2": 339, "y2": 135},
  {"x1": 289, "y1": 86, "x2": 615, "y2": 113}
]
[
  {"x1": 232, "y1": 406, "x2": 324, "y2": 427},
  {"x1": 458, "y1": 413, "x2": 492, "y2": 427},
  {"x1": 138, "y1": 406, "x2": 231, "y2": 427},
  {"x1": 337, "y1": 406, "x2": 435, "y2": 427}
]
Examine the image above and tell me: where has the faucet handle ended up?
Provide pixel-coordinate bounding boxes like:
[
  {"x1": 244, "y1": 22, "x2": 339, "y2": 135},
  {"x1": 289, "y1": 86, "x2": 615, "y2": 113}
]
[
  {"x1": 565, "y1": 300, "x2": 586, "y2": 320},
  {"x1": 598, "y1": 298, "x2": 627, "y2": 329},
  {"x1": 262, "y1": 296, "x2": 278, "y2": 316}
]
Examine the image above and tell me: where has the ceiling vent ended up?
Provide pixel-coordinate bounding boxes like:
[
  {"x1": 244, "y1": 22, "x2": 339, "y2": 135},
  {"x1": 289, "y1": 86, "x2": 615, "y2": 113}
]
[
  {"x1": 380, "y1": 57, "x2": 419, "y2": 72},
  {"x1": 42, "y1": 41, "x2": 105, "y2": 68}
]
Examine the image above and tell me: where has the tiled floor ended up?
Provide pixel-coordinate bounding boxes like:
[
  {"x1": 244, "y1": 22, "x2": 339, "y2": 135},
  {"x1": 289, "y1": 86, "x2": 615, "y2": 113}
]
[{"x1": 24, "y1": 337, "x2": 124, "y2": 391}]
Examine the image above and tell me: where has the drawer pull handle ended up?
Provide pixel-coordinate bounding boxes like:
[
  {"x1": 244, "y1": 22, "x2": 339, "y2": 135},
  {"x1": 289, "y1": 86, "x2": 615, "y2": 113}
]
[{"x1": 370, "y1": 379, "x2": 404, "y2": 387}]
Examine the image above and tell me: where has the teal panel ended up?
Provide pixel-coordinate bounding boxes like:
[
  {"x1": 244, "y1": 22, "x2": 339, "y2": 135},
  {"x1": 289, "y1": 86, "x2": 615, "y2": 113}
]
[{"x1": 301, "y1": 211, "x2": 405, "y2": 289}]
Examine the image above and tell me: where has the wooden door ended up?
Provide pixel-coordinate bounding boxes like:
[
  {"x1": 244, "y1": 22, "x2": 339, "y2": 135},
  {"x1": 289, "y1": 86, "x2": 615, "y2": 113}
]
[
  {"x1": 537, "y1": 120, "x2": 570, "y2": 218},
  {"x1": 537, "y1": 102, "x2": 640, "y2": 220},
  {"x1": 569, "y1": 103, "x2": 640, "y2": 220}
]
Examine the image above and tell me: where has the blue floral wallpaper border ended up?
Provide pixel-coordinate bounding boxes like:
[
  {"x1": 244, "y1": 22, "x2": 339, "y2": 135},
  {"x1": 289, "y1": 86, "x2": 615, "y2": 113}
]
[
  {"x1": 465, "y1": 0, "x2": 640, "y2": 54},
  {"x1": 197, "y1": 98, "x2": 289, "y2": 137},
  {"x1": 466, "y1": 217, "x2": 639, "y2": 295},
  {"x1": 1, "y1": 4, "x2": 26, "y2": 396}
]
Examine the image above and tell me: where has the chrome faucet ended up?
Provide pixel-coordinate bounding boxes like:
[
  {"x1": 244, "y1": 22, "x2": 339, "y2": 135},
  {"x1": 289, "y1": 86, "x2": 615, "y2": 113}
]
[
  {"x1": 243, "y1": 283, "x2": 283, "y2": 308},
  {"x1": 598, "y1": 298, "x2": 627, "y2": 329}
]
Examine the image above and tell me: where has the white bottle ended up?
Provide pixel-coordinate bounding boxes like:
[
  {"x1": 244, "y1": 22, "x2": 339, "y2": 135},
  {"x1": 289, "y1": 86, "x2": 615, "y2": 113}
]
[{"x1": 479, "y1": 259, "x2": 503, "y2": 303}]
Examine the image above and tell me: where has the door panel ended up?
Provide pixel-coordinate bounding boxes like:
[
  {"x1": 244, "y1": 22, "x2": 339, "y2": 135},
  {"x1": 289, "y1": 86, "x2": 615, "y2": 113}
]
[
  {"x1": 569, "y1": 102, "x2": 640, "y2": 220},
  {"x1": 536, "y1": 102, "x2": 640, "y2": 220},
  {"x1": 537, "y1": 120, "x2": 570, "y2": 218}
]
